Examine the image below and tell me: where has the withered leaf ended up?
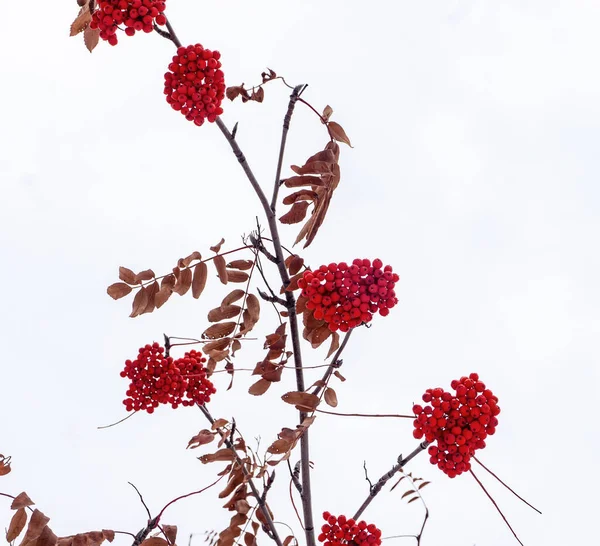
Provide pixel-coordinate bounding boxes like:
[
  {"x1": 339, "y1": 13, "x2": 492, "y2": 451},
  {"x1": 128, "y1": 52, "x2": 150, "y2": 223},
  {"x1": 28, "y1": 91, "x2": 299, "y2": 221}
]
[
  {"x1": 102, "y1": 531, "x2": 115, "y2": 543},
  {"x1": 20, "y1": 509, "x2": 50, "y2": 545},
  {"x1": 282, "y1": 190, "x2": 318, "y2": 205},
  {"x1": 192, "y1": 262, "x2": 208, "y2": 299},
  {"x1": 333, "y1": 370, "x2": 346, "y2": 382},
  {"x1": 243, "y1": 533, "x2": 257, "y2": 546},
  {"x1": 284, "y1": 175, "x2": 326, "y2": 188},
  {"x1": 226, "y1": 270, "x2": 249, "y2": 283},
  {"x1": 267, "y1": 439, "x2": 292, "y2": 455},
  {"x1": 213, "y1": 255, "x2": 228, "y2": 284},
  {"x1": 6, "y1": 508, "x2": 27, "y2": 542},
  {"x1": 326, "y1": 331, "x2": 340, "y2": 359},
  {"x1": 212, "y1": 418, "x2": 229, "y2": 430},
  {"x1": 118, "y1": 266, "x2": 137, "y2": 285},
  {"x1": 70, "y1": 6, "x2": 91, "y2": 36},
  {"x1": 202, "y1": 322, "x2": 237, "y2": 340},
  {"x1": 129, "y1": 287, "x2": 149, "y2": 318},
  {"x1": 324, "y1": 388, "x2": 338, "y2": 408},
  {"x1": 155, "y1": 286, "x2": 173, "y2": 309},
  {"x1": 84, "y1": 26, "x2": 100, "y2": 52},
  {"x1": 248, "y1": 378, "x2": 270, "y2": 396},
  {"x1": 291, "y1": 160, "x2": 333, "y2": 176},
  {"x1": 203, "y1": 338, "x2": 231, "y2": 352},
  {"x1": 231, "y1": 339, "x2": 242, "y2": 355},
  {"x1": 106, "y1": 282, "x2": 132, "y2": 300},
  {"x1": 227, "y1": 260, "x2": 253, "y2": 270},
  {"x1": 226, "y1": 86, "x2": 245, "y2": 101},
  {"x1": 401, "y1": 490, "x2": 416, "y2": 499},
  {"x1": 0, "y1": 454, "x2": 12, "y2": 475},
  {"x1": 245, "y1": 294, "x2": 260, "y2": 323},
  {"x1": 309, "y1": 324, "x2": 331, "y2": 349},
  {"x1": 418, "y1": 481, "x2": 431, "y2": 490},
  {"x1": 222, "y1": 289, "x2": 245, "y2": 306},
  {"x1": 285, "y1": 271, "x2": 304, "y2": 293},
  {"x1": 322, "y1": 105, "x2": 333, "y2": 122},
  {"x1": 287, "y1": 255, "x2": 304, "y2": 276},
  {"x1": 178, "y1": 251, "x2": 202, "y2": 268},
  {"x1": 279, "y1": 201, "x2": 310, "y2": 224},
  {"x1": 208, "y1": 305, "x2": 241, "y2": 322},
  {"x1": 187, "y1": 430, "x2": 216, "y2": 449},
  {"x1": 281, "y1": 392, "x2": 320, "y2": 411},
  {"x1": 199, "y1": 449, "x2": 236, "y2": 464},
  {"x1": 210, "y1": 238, "x2": 225, "y2": 253},
  {"x1": 142, "y1": 281, "x2": 159, "y2": 314},
  {"x1": 11, "y1": 492, "x2": 34, "y2": 509},
  {"x1": 174, "y1": 267, "x2": 193, "y2": 294},
  {"x1": 251, "y1": 87, "x2": 265, "y2": 103},
  {"x1": 140, "y1": 538, "x2": 169, "y2": 546},
  {"x1": 134, "y1": 269, "x2": 156, "y2": 283},
  {"x1": 162, "y1": 526, "x2": 177, "y2": 546},
  {"x1": 407, "y1": 496, "x2": 420, "y2": 504},
  {"x1": 32, "y1": 524, "x2": 57, "y2": 546},
  {"x1": 328, "y1": 121, "x2": 352, "y2": 147}
]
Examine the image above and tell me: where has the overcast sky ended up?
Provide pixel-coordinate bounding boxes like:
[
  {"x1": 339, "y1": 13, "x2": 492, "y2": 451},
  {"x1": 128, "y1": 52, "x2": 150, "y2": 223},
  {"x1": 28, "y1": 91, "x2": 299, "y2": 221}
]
[{"x1": 1, "y1": 1, "x2": 599, "y2": 545}]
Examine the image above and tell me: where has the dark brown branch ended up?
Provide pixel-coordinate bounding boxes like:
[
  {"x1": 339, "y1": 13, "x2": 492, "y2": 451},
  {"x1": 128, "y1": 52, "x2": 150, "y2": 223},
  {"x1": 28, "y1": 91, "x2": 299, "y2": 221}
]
[
  {"x1": 215, "y1": 115, "x2": 316, "y2": 546},
  {"x1": 352, "y1": 442, "x2": 429, "y2": 521},
  {"x1": 128, "y1": 482, "x2": 151, "y2": 519},
  {"x1": 271, "y1": 84, "x2": 307, "y2": 211},
  {"x1": 164, "y1": 17, "x2": 182, "y2": 48}
]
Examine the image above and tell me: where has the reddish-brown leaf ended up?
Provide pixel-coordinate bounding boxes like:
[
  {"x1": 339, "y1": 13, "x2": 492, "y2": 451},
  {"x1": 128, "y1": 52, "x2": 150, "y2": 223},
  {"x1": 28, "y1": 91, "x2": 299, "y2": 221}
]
[
  {"x1": 11, "y1": 492, "x2": 34, "y2": 509},
  {"x1": 333, "y1": 370, "x2": 346, "y2": 382},
  {"x1": 172, "y1": 267, "x2": 192, "y2": 296},
  {"x1": 142, "y1": 281, "x2": 159, "y2": 314},
  {"x1": 226, "y1": 86, "x2": 245, "y2": 101},
  {"x1": 245, "y1": 294, "x2": 260, "y2": 323},
  {"x1": 212, "y1": 418, "x2": 229, "y2": 429},
  {"x1": 243, "y1": 532, "x2": 257, "y2": 546},
  {"x1": 309, "y1": 324, "x2": 331, "y2": 348},
  {"x1": 283, "y1": 175, "x2": 327, "y2": 188},
  {"x1": 285, "y1": 271, "x2": 304, "y2": 292},
  {"x1": 199, "y1": 449, "x2": 236, "y2": 464},
  {"x1": 287, "y1": 255, "x2": 304, "y2": 275},
  {"x1": 187, "y1": 429, "x2": 215, "y2": 449},
  {"x1": 248, "y1": 378, "x2": 270, "y2": 396},
  {"x1": 291, "y1": 160, "x2": 333, "y2": 176},
  {"x1": 84, "y1": 26, "x2": 100, "y2": 52},
  {"x1": 328, "y1": 121, "x2": 352, "y2": 147},
  {"x1": 213, "y1": 255, "x2": 228, "y2": 284},
  {"x1": 102, "y1": 531, "x2": 115, "y2": 543},
  {"x1": 279, "y1": 201, "x2": 310, "y2": 224},
  {"x1": 203, "y1": 338, "x2": 231, "y2": 352},
  {"x1": 20, "y1": 510, "x2": 50, "y2": 545},
  {"x1": 267, "y1": 439, "x2": 292, "y2": 454},
  {"x1": 210, "y1": 238, "x2": 225, "y2": 253},
  {"x1": 155, "y1": 286, "x2": 173, "y2": 309},
  {"x1": 226, "y1": 270, "x2": 249, "y2": 283},
  {"x1": 6, "y1": 508, "x2": 27, "y2": 542},
  {"x1": 0, "y1": 454, "x2": 11, "y2": 476},
  {"x1": 162, "y1": 526, "x2": 177, "y2": 546},
  {"x1": 326, "y1": 331, "x2": 340, "y2": 359},
  {"x1": 208, "y1": 305, "x2": 241, "y2": 322},
  {"x1": 222, "y1": 289, "x2": 245, "y2": 306},
  {"x1": 129, "y1": 287, "x2": 149, "y2": 318},
  {"x1": 140, "y1": 538, "x2": 169, "y2": 546},
  {"x1": 231, "y1": 339, "x2": 242, "y2": 355},
  {"x1": 192, "y1": 262, "x2": 208, "y2": 299},
  {"x1": 118, "y1": 267, "x2": 137, "y2": 285},
  {"x1": 70, "y1": 7, "x2": 91, "y2": 36},
  {"x1": 418, "y1": 481, "x2": 431, "y2": 490},
  {"x1": 33, "y1": 525, "x2": 57, "y2": 546},
  {"x1": 106, "y1": 282, "x2": 132, "y2": 300},
  {"x1": 407, "y1": 496, "x2": 420, "y2": 504},
  {"x1": 281, "y1": 391, "x2": 320, "y2": 411},
  {"x1": 251, "y1": 87, "x2": 265, "y2": 103},
  {"x1": 324, "y1": 388, "x2": 338, "y2": 408},
  {"x1": 282, "y1": 190, "x2": 318, "y2": 205},
  {"x1": 401, "y1": 490, "x2": 416, "y2": 499},
  {"x1": 134, "y1": 269, "x2": 155, "y2": 283},
  {"x1": 226, "y1": 260, "x2": 253, "y2": 270},
  {"x1": 178, "y1": 251, "x2": 202, "y2": 268},
  {"x1": 202, "y1": 322, "x2": 237, "y2": 340},
  {"x1": 322, "y1": 105, "x2": 333, "y2": 122}
]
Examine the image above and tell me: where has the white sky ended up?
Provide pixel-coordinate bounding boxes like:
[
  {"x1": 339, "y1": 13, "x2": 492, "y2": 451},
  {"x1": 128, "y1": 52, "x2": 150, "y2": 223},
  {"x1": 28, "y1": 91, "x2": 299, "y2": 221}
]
[{"x1": 1, "y1": 1, "x2": 599, "y2": 545}]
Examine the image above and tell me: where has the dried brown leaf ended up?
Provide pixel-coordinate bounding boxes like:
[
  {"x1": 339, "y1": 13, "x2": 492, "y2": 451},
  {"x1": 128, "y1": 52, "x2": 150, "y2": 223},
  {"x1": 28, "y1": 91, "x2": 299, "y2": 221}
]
[
  {"x1": 178, "y1": 251, "x2": 202, "y2": 268},
  {"x1": 283, "y1": 175, "x2": 326, "y2": 188},
  {"x1": 118, "y1": 267, "x2": 137, "y2": 285},
  {"x1": 70, "y1": 7, "x2": 91, "y2": 36},
  {"x1": 281, "y1": 391, "x2": 320, "y2": 411},
  {"x1": 226, "y1": 86, "x2": 245, "y2": 101},
  {"x1": 84, "y1": 26, "x2": 100, "y2": 52},
  {"x1": 162, "y1": 526, "x2": 177, "y2": 546},
  {"x1": 102, "y1": 531, "x2": 115, "y2": 543},
  {"x1": 172, "y1": 268, "x2": 192, "y2": 296},
  {"x1": 309, "y1": 324, "x2": 331, "y2": 348},
  {"x1": 222, "y1": 289, "x2": 245, "y2": 306},
  {"x1": 418, "y1": 481, "x2": 431, "y2": 490},
  {"x1": 407, "y1": 496, "x2": 420, "y2": 504},
  {"x1": 326, "y1": 331, "x2": 340, "y2": 359},
  {"x1": 129, "y1": 287, "x2": 149, "y2": 318},
  {"x1": 191, "y1": 262, "x2": 208, "y2": 299},
  {"x1": 140, "y1": 538, "x2": 169, "y2": 546},
  {"x1": 155, "y1": 286, "x2": 173, "y2": 309},
  {"x1": 106, "y1": 282, "x2": 132, "y2": 300},
  {"x1": 7, "y1": 508, "x2": 27, "y2": 542},
  {"x1": 246, "y1": 294, "x2": 260, "y2": 323},
  {"x1": 142, "y1": 281, "x2": 159, "y2": 314},
  {"x1": 285, "y1": 271, "x2": 304, "y2": 293},
  {"x1": 187, "y1": 430, "x2": 216, "y2": 449},
  {"x1": 33, "y1": 525, "x2": 57, "y2": 546},
  {"x1": 204, "y1": 338, "x2": 231, "y2": 352},
  {"x1": 287, "y1": 255, "x2": 304, "y2": 276},
  {"x1": 20, "y1": 510, "x2": 50, "y2": 545},
  {"x1": 134, "y1": 269, "x2": 155, "y2": 283},
  {"x1": 226, "y1": 260, "x2": 253, "y2": 271},
  {"x1": 401, "y1": 490, "x2": 416, "y2": 499},
  {"x1": 248, "y1": 378, "x2": 271, "y2": 396},
  {"x1": 212, "y1": 418, "x2": 229, "y2": 429},
  {"x1": 251, "y1": 87, "x2": 265, "y2": 103},
  {"x1": 328, "y1": 121, "x2": 352, "y2": 147},
  {"x1": 208, "y1": 305, "x2": 241, "y2": 322},
  {"x1": 11, "y1": 492, "x2": 34, "y2": 509},
  {"x1": 226, "y1": 270, "x2": 249, "y2": 283},
  {"x1": 282, "y1": 190, "x2": 318, "y2": 205},
  {"x1": 202, "y1": 322, "x2": 237, "y2": 340},
  {"x1": 324, "y1": 388, "x2": 338, "y2": 408},
  {"x1": 279, "y1": 201, "x2": 310, "y2": 224},
  {"x1": 213, "y1": 256, "x2": 228, "y2": 284},
  {"x1": 199, "y1": 449, "x2": 236, "y2": 464},
  {"x1": 322, "y1": 105, "x2": 333, "y2": 122},
  {"x1": 210, "y1": 238, "x2": 225, "y2": 253}
]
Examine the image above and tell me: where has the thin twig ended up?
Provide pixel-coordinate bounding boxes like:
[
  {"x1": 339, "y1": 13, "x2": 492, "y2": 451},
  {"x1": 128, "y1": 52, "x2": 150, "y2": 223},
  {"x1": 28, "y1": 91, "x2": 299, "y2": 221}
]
[
  {"x1": 156, "y1": 474, "x2": 225, "y2": 520},
  {"x1": 97, "y1": 411, "x2": 137, "y2": 429},
  {"x1": 164, "y1": 17, "x2": 182, "y2": 48},
  {"x1": 469, "y1": 469, "x2": 524, "y2": 546},
  {"x1": 128, "y1": 482, "x2": 152, "y2": 519},
  {"x1": 311, "y1": 330, "x2": 353, "y2": 396},
  {"x1": 315, "y1": 409, "x2": 414, "y2": 419}
]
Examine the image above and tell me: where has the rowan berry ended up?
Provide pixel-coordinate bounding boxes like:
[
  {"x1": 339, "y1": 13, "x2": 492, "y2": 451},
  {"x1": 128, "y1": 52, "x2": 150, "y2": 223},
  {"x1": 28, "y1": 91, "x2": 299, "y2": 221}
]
[{"x1": 318, "y1": 514, "x2": 381, "y2": 546}]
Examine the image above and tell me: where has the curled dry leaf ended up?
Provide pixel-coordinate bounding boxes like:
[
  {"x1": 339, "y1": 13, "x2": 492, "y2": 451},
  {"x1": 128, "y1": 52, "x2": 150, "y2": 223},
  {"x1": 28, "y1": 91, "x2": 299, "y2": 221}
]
[
  {"x1": 204, "y1": 338, "x2": 231, "y2": 352},
  {"x1": 199, "y1": 449, "x2": 236, "y2": 464},
  {"x1": 212, "y1": 418, "x2": 229, "y2": 429},
  {"x1": 227, "y1": 260, "x2": 253, "y2": 270},
  {"x1": 7, "y1": 509, "x2": 27, "y2": 542},
  {"x1": 20, "y1": 509, "x2": 50, "y2": 545},
  {"x1": 210, "y1": 238, "x2": 225, "y2": 253},
  {"x1": 178, "y1": 251, "x2": 202, "y2": 268},
  {"x1": 333, "y1": 370, "x2": 346, "y2": 382},
  {"x1": 140, "y1": 538, "x2": 169, "y2": 546},
  {"x1": 208, "y1": 305, "x2": 241, "y2": 322},
  {"x1": 187, "y1": 429, "x2": 216, "y2": 449},
  {"x1": 251, "y1": 87, "x2": 265, "y2": 103},
  {"x1": 173, "y1": 268, "x2": 193, "y2": 296},
  {"x1": 324, "y1": 387, "x2": 338, "y2": 408},
  {"x1": 106, "y1": 282, "x2": 132, "y2": 300},
  {"x1": 248, "y1": 378, "x2": 271, "y2": 396},
  {"x1": 162, "y1": 526, "x2": 178, "y2": 546},
  {"x1": 84, "y1": 26, "x2": 100, "y2": 52},
  {"x1": 286, "y1": 254, "x2": 304, "y2": 276},
  {"x1": 202, "y1": 322, "x2": 237, "y2": 340},
  {"x1": 327, "y1": 121, "x2": 353, "y2": 147},
  {"x1": 281, "y1": 392, "x2": 320, "y2": 411},
  {"x1": 213, "y1": 255, "x2": 228, "y2": 284},
  {"x1": 284, "y1": 175, "x2": 326, "y2": 188},
  {"x1": 322, "y1": 105, "x2": 333, "y2": 122},
  {"x1": 142, "y1": 281, "x2": 159, "y2": 314},
  {"x1": 401, "y1": 490, "x2": 416, "y2": 499},
  {"x1": 70, "y1": 5, "x2": 91, "y2": 36},
  {"x1": 118, "y1": 267, "x2": 137, "y2": 285},
  {"x1": 326, "y1": 331, "x2": 340, "y2": 359},
  {"x1": 282, "y1": 189, "x2": 318, "y2": 205},
  {"x1": 192, "y1": 261, "x2": 208, "y2": 299},
  {"x1": 0, "y1": 454, "x2": 12, "y2": 475},
  {"x1": 11, "y1": 491, "x2": 34, "y2": 509},
  {"x1": 222, "y1": 289, "x2": 245, "y2": 306},
  {"x1": 279, "y1": 201, "x2": 310, "y2": 224},
  {"x1": 244, "y1": 532, "x2": 257, "y2": 546},
  {"x1": 134, "y1": 269, "x2": 155, "y2": 283},
  {"x1": 225, "y1": 270, "x2": 249, "y2": 283},
  {"x1": 129, "y1": 287, "x2": 149, "y2": 318}
]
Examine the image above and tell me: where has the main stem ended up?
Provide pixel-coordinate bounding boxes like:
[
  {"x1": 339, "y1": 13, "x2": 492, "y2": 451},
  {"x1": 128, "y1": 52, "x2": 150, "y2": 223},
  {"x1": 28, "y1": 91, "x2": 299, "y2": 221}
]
[{"x1": 215, "y1": 110, "x2": 316, "y2": 546}]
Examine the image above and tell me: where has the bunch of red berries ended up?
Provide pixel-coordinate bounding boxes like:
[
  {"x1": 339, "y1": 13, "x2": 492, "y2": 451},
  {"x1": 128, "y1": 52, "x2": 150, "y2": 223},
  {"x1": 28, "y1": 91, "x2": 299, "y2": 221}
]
[
  {"x1": 90, "y1": 0, "x2": 167, "y2": 46},
  {"x1": 318, "y1": 512, "x2": 382, "y2": 546},
  {"x1": 120, "y1": 343, "x2": 216, "y2": 413},
  {"x1": 164, "y1": 44, "x2": 225, "y2": 126},
  {"x1": 296, "y1": 259, "x2": 399, "y2": 333},
  {"x1": 412, "y1": 373, "x2": 500, "y2": 478}
]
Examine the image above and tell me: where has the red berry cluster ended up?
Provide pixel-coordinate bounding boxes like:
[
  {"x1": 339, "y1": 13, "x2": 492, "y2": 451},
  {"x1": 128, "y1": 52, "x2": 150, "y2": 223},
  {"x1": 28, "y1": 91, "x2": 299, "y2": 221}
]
[
  {"x1": 412, "y1": 373, "x2": 500, "y2": 478},
  {"x1": 164, "y1": 44, "x2": 225, "y2": 126},
  {"x1": 296, "y1": 259, "x2": 399, "y2": 332},
  {"x1": 120, "y1": 343, "x2": 216, "y2": 413},
  {"x1": 318, "y1": 513, "x2": 382, "y2": 546},
  {"x1": 90, "y1": 0, "x2": 167, "y2": 46}
]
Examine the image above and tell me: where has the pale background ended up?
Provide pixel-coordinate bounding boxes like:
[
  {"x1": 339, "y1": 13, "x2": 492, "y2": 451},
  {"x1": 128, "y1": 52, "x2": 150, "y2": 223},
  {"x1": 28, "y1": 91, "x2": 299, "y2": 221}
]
[{"x1": 1, "y1": 1, "x2": 599, "y2": 545}]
